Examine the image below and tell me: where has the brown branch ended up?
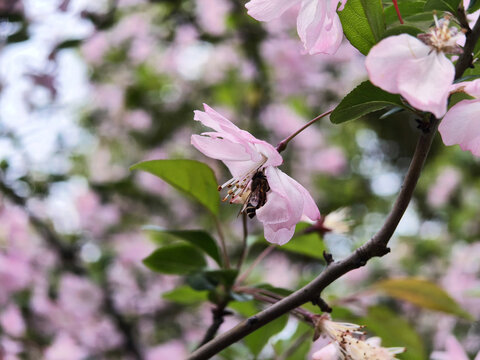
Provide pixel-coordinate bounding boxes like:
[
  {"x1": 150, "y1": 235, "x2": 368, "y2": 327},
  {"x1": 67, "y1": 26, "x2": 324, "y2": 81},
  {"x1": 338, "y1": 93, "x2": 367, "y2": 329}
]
[{"x1": 187, "y1": 16, "x2": 480, "y2": 360}]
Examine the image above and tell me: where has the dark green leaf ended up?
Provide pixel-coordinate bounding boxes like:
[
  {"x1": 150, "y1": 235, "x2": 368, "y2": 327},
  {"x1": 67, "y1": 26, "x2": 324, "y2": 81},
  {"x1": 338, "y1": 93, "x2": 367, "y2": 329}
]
[
  {"x1": 244, "y1": 315, "x2": 288, "y2": 356},
  {"x1": 424, "y1": 0, "x2": 461, "y2": 12},
  {"x1": 374, "y1": 277, "x2": 473, "y2": 319},
  {"x1": 361, "y1": 306, "x2": 425, "y2": 360},
  {"x1": 339, "y1": 0, "x2": 385, "y2": 55},
  {"x1": 382, "y1": 25, "x2": 423, "y2": 38},
  {"x1": 143, "y1": 243, "x2": 207, "y2": 275},
  {"x1": 130, "y1": 159, "x2": 219, "y2": 215},
  {"x1": 186, "y1": 269, "x2": 238, "y2": 291},
  {"x1": 331, "y1": 81, "x2": 406, "y2": 124},
  {"x1": 448, "y1": 91, "x2": 475, "y2": 109},
  {"x1": 468, "y1": 0, "x2": 480, "y2": 13},
  {"x1": 279, "y1": 222, "x2": 326, "y2": 259},
  {"x1": 144, "y1": 226, "x2": 222, "y2": 265},
  {"x1": 162, "y1": 285, "x2": 208, "y2": 305}
]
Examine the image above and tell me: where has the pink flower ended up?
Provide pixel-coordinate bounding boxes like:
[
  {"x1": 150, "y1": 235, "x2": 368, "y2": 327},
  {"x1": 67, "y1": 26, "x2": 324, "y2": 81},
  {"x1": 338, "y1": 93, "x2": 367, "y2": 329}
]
[
  {"x1": 439, "y1": 79, "x2": 480, "y2": 156},
  {"x1": 245, "y1": 0, "x2": 347, "y2": 55},
  {"x1": 44, "y1": 334, "x2": 87, "y2": 360},
  {"x1": 365, "y1": 16, "x2": 464, "y2": 118},
  {"x1": 431, "y1": 335, "x2": 480, "y2": 360},
  {"x1": 191, "y1": 104, "x2": 320, "y2": 245}
]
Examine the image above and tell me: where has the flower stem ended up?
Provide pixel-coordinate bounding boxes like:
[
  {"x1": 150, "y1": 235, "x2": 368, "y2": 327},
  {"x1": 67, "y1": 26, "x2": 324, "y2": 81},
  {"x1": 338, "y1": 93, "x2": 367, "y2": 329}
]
[
  {"x1": 236, "y1": 212, "x2": 249, "y2": 271},
  {"x1": 392, "y1": 0, "x2": 404, "y2": 24},
  {"x1": 214, "y1": 216, "x2": 230, "y2": 269},
  {"x1": 276, "y1": 109, "x2": 333, "y2": 153},
  {"x1": 236, "y1": 244, "x2": 276, "y2": 284}
]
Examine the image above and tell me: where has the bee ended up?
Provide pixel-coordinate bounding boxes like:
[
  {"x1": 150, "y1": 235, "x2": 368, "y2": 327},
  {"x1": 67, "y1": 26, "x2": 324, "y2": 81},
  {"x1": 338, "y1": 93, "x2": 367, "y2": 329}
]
[{"x1": 242, "y1": 170, "x2": 270, "y2": 219}]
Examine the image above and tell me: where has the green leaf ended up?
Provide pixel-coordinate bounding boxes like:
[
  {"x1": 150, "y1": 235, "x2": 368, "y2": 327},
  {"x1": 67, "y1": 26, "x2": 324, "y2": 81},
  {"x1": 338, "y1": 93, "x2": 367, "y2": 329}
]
[
  {"x1": 143, "y1": 244, "x2": 207, "y2": 275},
  {"x1": 331, "y1": 81, "x2": 406, "y2": 124},
  {"x1": 162, "y1": 285, "x2": 208, "y2": 305},
  {"x1": 186, "y1": 269, "x2": 239, "y2": 291},
  {"x1": 468, "y1": 0, "x2": 480, "y2": 13},
  {"x1": 339, "y1": 0, "x2": 385, "y2": 55},
  {"x1": 244, "y1": 315, "x2": 288, "y2": 356},
  {"x1": 424, "y1": 0, "x2": 461, "y2": 12},
  {"x1": 361, "y1": 306, "x2": 425, "y2": 360},
  {"x1": 279, "y1": 222, "x2": 325, "y2": 259},
  {"x1": 381, "y1": 25, "x2": 423, "y2": 38},
  {"x1": 374, "y1": 277, "x2": 473, "y2": 319},
  {"x1": 130, "y1": 160, "x2": 219, "y2": 215},
  {"x1": 144, "y1": 226, "x2": 222, "y2": 265},
  {"x1": 448, "y1": 91, "x2": 475, "y2": 109}
]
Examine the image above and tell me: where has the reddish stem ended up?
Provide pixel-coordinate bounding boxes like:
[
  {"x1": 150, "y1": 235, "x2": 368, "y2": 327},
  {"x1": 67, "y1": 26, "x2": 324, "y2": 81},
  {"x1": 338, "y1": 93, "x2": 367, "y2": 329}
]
[{"x1": 392, "y1": 0, "x2": 404, "y2": 24}]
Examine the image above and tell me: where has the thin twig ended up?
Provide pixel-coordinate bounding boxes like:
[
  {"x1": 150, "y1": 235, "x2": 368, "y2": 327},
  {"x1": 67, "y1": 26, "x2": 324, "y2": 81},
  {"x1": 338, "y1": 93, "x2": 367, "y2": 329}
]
[
  {"x1": 236, "y1": 244, "x2": 276, "y2": 284},
  {"x1": 214, "y1": 216, "x2": 230, "y2": 269},
  {"x1": 276, "y1": 110, "x2": 333, "y2": 153},
  {"x1": 237, "y1": 212, "x2": 249, "y2": 271},
  {"x1": 277, "y1": 331, "x2": 312, "y2": 360},
  {"x1": 197, "y1": 301, "x2": 231, "y2": 347}
]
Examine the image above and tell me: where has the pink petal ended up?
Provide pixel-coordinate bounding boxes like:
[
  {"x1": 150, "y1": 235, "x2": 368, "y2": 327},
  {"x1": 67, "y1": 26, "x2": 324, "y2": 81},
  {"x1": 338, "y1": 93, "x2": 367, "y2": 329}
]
[
  {"x1": 308, "y1": 12, "x2": 343, "y2": 56},
  {"x1": 397, "y1": 52, "x2": 453, "y2": 118},
  {"x1": 312, "y1": 343, "x2": 338, "y2": 360},
  {"x1": 297, "y1": 0, "x2": 327, "y2": 52},
  {"x1": 439, "y1": 99, "x2": 480, "y2": 156},
  {"x1": 256, "y1": 167, "x2": 319, "y2": 245},
  {"x1": 191, "y1": 135, "x2": 251, "y2": 161},
  {"x1": 245, "y1": 0, "x2": 298, "y2": 21},
  {"x1": 366, "y1": 34, "x2": 430, "y2": 94}
]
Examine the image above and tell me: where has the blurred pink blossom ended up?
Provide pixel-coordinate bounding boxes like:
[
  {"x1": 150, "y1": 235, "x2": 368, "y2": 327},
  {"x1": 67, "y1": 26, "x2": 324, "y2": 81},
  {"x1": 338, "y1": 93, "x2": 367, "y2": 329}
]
[
  {"x1": 75, "y1": 189, "x2": 120, "y2": 236},
  {"x1": 311, "y1": 147, "x2": 347, "y2": 175},
  {"x1": 0, "y1": 304, "x2": 25, "y2": 337},
  {"x1": 44, "y1": 334, "x2": 87, "y2": 360},
  {"x1": 147, "y1": 340, "x2": 188, "y2": 360},
  {"x1": 427, "y1": 167, "x2": 461, "y2": 208},
  {"x1": 195, "y1": 0, "x2": 231, "y2": 35},
  {"x1": 57, "y1": 274, "x2": 102, "y2": 318},
  {"x1": 81, "y1": 33, "x2": 109, "y2": 65},
  {"x1": 124, "y1": 109, "x2": 152, "y2": 131}
]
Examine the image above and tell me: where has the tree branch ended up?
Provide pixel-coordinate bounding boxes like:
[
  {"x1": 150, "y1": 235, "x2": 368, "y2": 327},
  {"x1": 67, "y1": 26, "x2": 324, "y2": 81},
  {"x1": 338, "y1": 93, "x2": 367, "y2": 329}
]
[{"x1": 187, "y1": 16, "x2": 480, "y2": 359}]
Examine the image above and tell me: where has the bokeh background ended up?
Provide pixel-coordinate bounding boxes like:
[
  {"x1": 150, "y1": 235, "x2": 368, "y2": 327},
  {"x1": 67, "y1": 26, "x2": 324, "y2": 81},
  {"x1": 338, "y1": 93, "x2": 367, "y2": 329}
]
[{"x1": 0, "y1": 0, "x2": 479, "y2": 359}]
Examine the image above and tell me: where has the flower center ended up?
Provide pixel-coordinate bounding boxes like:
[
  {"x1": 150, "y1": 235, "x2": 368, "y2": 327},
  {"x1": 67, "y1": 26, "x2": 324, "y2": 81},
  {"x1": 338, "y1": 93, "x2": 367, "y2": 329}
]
[
  {"x1": 218, "y1": 157, "x2": 267, "y2": 204},
  {"x1": 417, "y1": 15, "x2": 463, "y2": 54}
]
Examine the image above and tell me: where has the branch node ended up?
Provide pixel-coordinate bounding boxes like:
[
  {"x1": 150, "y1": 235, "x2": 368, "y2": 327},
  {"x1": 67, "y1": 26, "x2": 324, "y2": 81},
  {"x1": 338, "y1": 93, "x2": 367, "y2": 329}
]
[
  {"x1": 311, "y1": 296, "x2": 332, "y2": 313},
  {"x1": 247, "y1": 316, "x2": 259, "y2": 327},
  {"x1": 323, "y1": 251, "x2": 334, "y2": 265}
]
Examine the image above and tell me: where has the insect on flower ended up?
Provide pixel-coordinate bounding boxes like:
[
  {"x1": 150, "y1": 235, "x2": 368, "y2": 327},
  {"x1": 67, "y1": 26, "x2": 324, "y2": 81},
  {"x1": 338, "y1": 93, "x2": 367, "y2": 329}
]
[
  {"x1": 191, "y1": 104, "x2": 320, "y2": 245},
  {"x1": 242, "y1": 169, "x2": 270, "y2": 219}
]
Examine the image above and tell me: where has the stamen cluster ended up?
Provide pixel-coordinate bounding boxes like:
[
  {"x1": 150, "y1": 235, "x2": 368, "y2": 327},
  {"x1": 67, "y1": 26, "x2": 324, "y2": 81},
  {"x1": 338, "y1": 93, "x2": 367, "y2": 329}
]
[
  {"x1": 314, "y1": 314, "x2": 405, "y2": 360},
  {"x1": 418, "y1": 15, "x2": 464, "y2": 54}
]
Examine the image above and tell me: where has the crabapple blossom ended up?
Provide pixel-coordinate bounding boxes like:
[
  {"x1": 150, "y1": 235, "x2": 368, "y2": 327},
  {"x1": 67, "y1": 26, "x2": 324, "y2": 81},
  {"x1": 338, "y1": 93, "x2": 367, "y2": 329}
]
[
  {"x1": 313, "y1": 314, "x2": 405, "y2": 359},
  {"x1": 245, "y1": 0, "x2": 348, "y2": 55},
  {"x1": 439, "y1": 78, "x2": 480, "y2": 156},
  {"x1": 191, "y1": 104, "x2": 320, "y2": 245},
  {"x1": 366, "y1": 16, "x2": 464, "y2": 118}
]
